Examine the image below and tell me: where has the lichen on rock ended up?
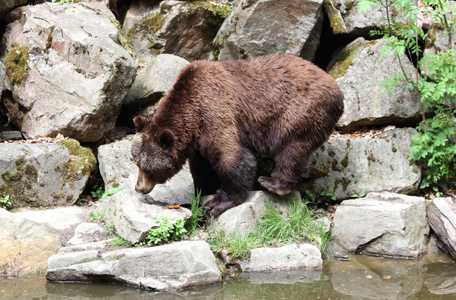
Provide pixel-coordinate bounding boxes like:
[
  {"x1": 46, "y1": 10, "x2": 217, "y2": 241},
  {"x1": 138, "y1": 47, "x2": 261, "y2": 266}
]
[{"x1": 4, "y1": 44, "x2": 29, "y2": 86}]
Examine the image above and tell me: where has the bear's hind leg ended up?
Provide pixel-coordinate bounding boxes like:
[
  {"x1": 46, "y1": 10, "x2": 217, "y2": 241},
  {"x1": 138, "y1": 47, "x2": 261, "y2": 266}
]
[{"x1": 258, "y1": 143, "x2": 308, "y2": 196}]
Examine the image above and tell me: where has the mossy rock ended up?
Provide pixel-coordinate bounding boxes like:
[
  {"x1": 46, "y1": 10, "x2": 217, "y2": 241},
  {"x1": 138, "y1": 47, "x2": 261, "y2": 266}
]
[{"x1": 4, "y1": 44, "x2": 29, "y2": 86}]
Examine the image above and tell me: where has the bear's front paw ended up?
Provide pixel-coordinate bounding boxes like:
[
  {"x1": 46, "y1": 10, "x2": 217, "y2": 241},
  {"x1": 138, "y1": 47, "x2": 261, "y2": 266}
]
[
  {"x1": 258, "y1": 176, "x2": 292, "y2": 196},
  {"x1": 207, "y1": 201, "x2": 236, "y2": 218}
]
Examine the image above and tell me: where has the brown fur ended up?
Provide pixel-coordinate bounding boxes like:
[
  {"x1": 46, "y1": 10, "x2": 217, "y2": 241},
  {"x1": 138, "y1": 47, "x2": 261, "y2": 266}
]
[{"x1": 131, "y1": 54, "x2": 344, "y2": 217}]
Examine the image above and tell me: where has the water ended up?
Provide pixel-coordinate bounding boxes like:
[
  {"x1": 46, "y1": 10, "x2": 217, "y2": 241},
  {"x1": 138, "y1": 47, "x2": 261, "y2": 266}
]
[{"x1": 1, "y1": 254, "x2": 456, "y2": 299}]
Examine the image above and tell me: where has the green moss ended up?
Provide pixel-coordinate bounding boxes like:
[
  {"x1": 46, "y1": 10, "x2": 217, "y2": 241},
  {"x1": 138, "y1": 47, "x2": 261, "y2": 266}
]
[
  {"x1": 57, "y1": 139, "x2": 96, "y2": 187},
  {"x1": 329, "y1": 39, "x2": 363, "y2": 79},
  {"x1": 4, "y1": 44, "x2": 29, "y2": 86},
  {"x1": 44, "y1": 25, "x2": 56, "y2": 53},
  {"x1": 309, "y1": 167, "x2": 329, "y2": 178},
  {"x1": 0, "y1": 157, "x2": 40, "y2": 209},
  {"x1": 324, "y1": 0, "x2": 348, "y2": 34},
  {"x1": 392, "y1": 146, "x2": 397, "y2": 153},
  {"x1": 341, "y1": 154, "x2": 349, "y2": 168}
]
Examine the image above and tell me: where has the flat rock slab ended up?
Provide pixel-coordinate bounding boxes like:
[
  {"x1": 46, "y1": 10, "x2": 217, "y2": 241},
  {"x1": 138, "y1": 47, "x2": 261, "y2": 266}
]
[
  {"x1": 46, "y1": 240, "x2": 221, "y2": 291},
  {"x1": 238, "y1": 243, "x2": 322, "y2": 272},
  {"x1": 427, "y1": 197, "x2": 456, "y2": 259},
  {"x1": 0, "y1": 208, "x2": 62, "y2": 276},
  {"x1": 97, "y1": 138, "x2": 194, "y2": 205},
  {"x1": 331, "y1": 192, "x2": 430, "y2": 258},
  {"x1": 210, "y1": 190, "x2": 301, "y2": 237},
  {"x1": 96, "y1": 189, "x2": 192, "y2": 244}
]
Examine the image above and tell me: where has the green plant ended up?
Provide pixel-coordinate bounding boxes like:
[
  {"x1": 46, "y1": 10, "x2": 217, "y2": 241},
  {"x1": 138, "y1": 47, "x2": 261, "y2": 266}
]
[
  {"x1": 1, "y1": 195, "x2": 12, "y2": 210},
  {"x1": 51, "y1": 0, "x2": 74, "y2": 3},
  {"x1": 105, "y1": 224, "x2": 116, "y2": 235},
  {"x1": 351, "y1": 188, "x2": 367, "y2": 198},
  {"x1": 88, "y1": 211, "x2": 105, "y2": 222},
  {"x1": 137, "y1": 216, "x2": 187, "y2": 246},
  {"x1": 358, "y1": 0, "x2": 456, "y2": 192},
  {"x1": 90, "y1": 184, "x2": 104, "y2": 199},
  {"x1": 185, "y1": 190, "x2": 204, "y2": 236},
  {"x1": 109, "y1": 237, "x2": 131, "y2": 247},
  {"x1": 303, "y1": 189, "x2": 335, "y2": 209},
  {"x1": 206, "y1": 230, "x2": 262, "y2": 260},
  {"x1": 3, "y1": 117, "x2": 11, "y2": 127}
]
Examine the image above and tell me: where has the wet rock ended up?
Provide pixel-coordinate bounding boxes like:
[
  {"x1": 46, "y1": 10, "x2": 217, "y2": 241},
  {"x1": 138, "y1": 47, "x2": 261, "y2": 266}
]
[
  {"x1": 46, "y1": 240, "x2": 221, "y2": 291},
  {"x1": 1, "y1": 3, "x2": 136, "y2": 142},
  {"x1": 0, "y1": 208, "x2": 62, "y2": 276},
  {"x1": 329, "y1": 255, "x2": 425, "y2": 299},
  {"x1": 329, "y1": 38, "x2": 421, "y2": 131},
  {"x1": 426, "y1": 197, "x2": 456, "y2": 259},
  {"x1": 215, "y1": 0, "x2": 324, "y2": 61},
  {"x1": 237, "y1": 243, "x2": 322, "y2": 272},
  {"x1": 210, "y1": 190, "x2": 300, "y2": 237},
  {"x1": 123, "y1": 0, "x2": 230, "y2": 61},
  {"x1": 97, "y1": 138, "x2": 194, "y2": 205},
  {"x1": 123, "y1": 54, "x2": 189, "y2": 111},
  {"x1": 330, "y1": 192, "x2": 430, "y2": 258},
  {"x1": 95, "y1": 189, "x2": 192, "y2": 244},
  {"x1": 0, "y1": 141, "x2": 95, "y2": 209},
  {"x1": 302, "y1": 128, "x2": 421, "y2": 199}
]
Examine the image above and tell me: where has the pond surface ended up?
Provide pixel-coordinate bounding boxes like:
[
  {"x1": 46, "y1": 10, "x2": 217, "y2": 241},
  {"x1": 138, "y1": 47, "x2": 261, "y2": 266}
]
[{"x1": 2, "y1": 254, "x2": 456, "y2": 299}]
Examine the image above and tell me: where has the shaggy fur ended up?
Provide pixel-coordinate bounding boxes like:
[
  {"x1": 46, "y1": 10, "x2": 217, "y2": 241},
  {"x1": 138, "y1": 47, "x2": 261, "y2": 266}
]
[{"x1": 131, "y1": 54, "x2": 344, "y2": 217}]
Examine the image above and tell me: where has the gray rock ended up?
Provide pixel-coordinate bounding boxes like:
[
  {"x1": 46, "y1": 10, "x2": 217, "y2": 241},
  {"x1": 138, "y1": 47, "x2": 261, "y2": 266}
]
[
  {"x1": 97, "y1": 137, "x2": 194, "y2": 205},
  {"x1": 66, "y1": 222, "x2": 114, "y2": 246},
  {"x1": 215, "y1": 0, "x2": 324, "y2": 61},
  {"x1": 46, "y1": 240, "x2": 221, "y2": 291},
  {"x1": 210, "y1": 190, "x2": 300, "y2": 237},
  {"x1": 1, "y1": 3, "x2": 136, "y2": 142},
  {"x1": 238, "y1": 243, "x2": 322, "y2": 272},
  {"x1": 302, "y1": 128, "x2": 421, "y2": 199},
  {"x1": 0, "y1": 131, "x2": 22, "y2": 142},
  {"x1": 15, "y1": 206, "x2": 91, "y2": 243},
  {"x1": 327, "y1": 0, "x2": 408, "y2": 36},
  {"x1": 426, "y1": 197, "x2": 456, "y2": 259},
  {"x1": 0, "y1": 208, "x2": 62, "y2": 276},
  {"x1": 330, "y1": 192, "x2": 430, "y2": 258},
  {"x1": 96, "y1": 189, "x2": 192, "y2": 244},
  {"x1": 123, "y1": 1, "x2": 230, "y2": 62},
  {"x1": 0, "y1": 61, "x2": 5, "y2": 92},
  {"x1": 0, "y1": 143, "x2": 92, "y2": 209},
  {"x1": 123, "y1": 54, "x2": 189, "y2": 108},
  {"x1": 329, "y1": 38, "x2": 421, "y2": 131}
]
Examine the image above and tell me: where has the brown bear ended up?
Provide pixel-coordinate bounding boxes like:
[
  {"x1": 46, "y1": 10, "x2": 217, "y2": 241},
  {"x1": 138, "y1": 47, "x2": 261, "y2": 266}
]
[{"x1": 131, "y1": 54, "x2": 344, "y2": 217}]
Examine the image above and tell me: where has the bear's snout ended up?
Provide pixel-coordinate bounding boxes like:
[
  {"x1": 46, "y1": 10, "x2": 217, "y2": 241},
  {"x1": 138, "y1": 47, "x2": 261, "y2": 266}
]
[{"x1": 135, "y1": 169, "x2": 156, "y2": 194}]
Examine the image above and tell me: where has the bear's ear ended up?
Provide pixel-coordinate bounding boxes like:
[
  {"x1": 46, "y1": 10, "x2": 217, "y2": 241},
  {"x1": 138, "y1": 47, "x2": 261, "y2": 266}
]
[
  {"x1": 157, "y1": 129, "x2": 175, "y2": 151},
  {"x1": 133, "y1": 116, "x2": 147, "y2": 131}
]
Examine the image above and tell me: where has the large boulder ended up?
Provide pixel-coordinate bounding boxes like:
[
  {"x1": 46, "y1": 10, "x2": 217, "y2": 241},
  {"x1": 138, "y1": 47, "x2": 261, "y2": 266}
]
[
  {"x1": 95, "y1": 189, "x2": 192, "y2": 244},
  {"x1": 302, "y1": 127, "x2": 421, "y2": 200},
  {"x1": 0, "y1": 208, "x2": 62, "y2": 276},
  {"x1": 1, "y1": 3, "x2": 136, "y2": 142},
  {"x1": 325, "y1": 0, "x2": 408, "y2": 36},
  {"x1": 215, "y1": 0, "x2": 324, "y2": 61},
  {"x1": 122, "y1": 54, "x2": 189, "y2": 111},
  {"x1": 97, "y1": 137, "x2": 194, "y2": 205},
  {"x1": 0, "y1": 140, "x2": 95, "y2": 209},
  {"x1": 329, "y1": 38, "x2": 421, "y2": 131},
  {"x1": 330, "y1": 192, "x2": 430, "y2": 258},
  {"x1": 123, "y1": 0, "x2": 231, "y2": 62},
  {"x1": 46, "y1": 240, "x2": 221, "y2": 291}
]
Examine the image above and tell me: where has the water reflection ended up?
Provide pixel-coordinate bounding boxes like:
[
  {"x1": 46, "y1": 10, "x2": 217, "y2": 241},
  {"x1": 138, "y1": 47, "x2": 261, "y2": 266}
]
[{"x1": 1, "y1": 254, "x2": 456, "y2": 299}]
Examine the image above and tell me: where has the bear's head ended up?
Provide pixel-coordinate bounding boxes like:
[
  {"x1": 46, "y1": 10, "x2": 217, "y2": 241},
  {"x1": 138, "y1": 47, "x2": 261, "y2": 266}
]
[{"x1": 131, "y1": 116, "x2": 181, "y2": 194}]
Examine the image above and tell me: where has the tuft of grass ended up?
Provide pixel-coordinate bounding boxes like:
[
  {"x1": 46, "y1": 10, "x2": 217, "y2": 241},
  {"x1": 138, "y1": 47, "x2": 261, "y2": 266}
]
[
  {"x1": 109, "y1": 237, "x2": 131, "y2": 247},
  {"x1": 206, "y1": 199, "x2": 333, "y2": 260},
  {"x1": 185, "y1": 190, "x2": 204, "y2": 236}
]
